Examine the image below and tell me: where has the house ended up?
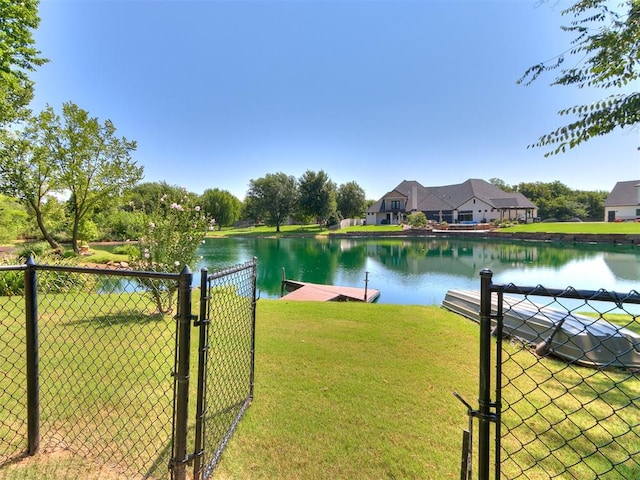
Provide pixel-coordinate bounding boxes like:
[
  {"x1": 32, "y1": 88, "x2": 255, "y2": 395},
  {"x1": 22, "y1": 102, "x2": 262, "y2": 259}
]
[
  {"x1": 603, "y1": 180, "x2": 640, "y2": 222},
  {"x1": 366, "y1": 179, "x2": 537, "y2": 225}
]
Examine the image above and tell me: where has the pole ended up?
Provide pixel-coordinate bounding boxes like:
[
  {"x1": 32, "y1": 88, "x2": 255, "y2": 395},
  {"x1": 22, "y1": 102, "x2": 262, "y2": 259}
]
[
  {"x1": 364, "y1": 271, "x2": 369, "y2": 302},
  {"x1": 25, "y1": 256, "x2": 39, "y2": 455},
  {"x1": 193, "y1": 268, "x2": 209, "y2": 479},
  {"x1": 173, "y1": 265, "x2": 193, "y2": 480},
  {"x1": 478, "y1": 269, "x2": 493, "y2": 480}
]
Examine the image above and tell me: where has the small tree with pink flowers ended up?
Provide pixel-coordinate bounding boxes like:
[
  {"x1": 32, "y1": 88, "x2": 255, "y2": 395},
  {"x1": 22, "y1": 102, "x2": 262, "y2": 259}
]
[{"x1": 132, "y1": 188, "x2": 213, "y2": 313}]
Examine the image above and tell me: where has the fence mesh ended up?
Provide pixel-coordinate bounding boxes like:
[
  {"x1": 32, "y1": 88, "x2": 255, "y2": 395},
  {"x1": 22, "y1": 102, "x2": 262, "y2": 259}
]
[
  {"x1": 498, "y1": 289, "x2": 640, "y2": 480},
  {"x1": 196, "y1": 260, "x2": 256, "y2": 480},
  {"x1": 0, "y1": 266, "x2": 28, "y2": 467},
  {"x1": 1, "y1": 258, "x2": 256, "y2": 480},
  {"x1": 0, "y1": 262, "x2": 182, "y2": 479}
]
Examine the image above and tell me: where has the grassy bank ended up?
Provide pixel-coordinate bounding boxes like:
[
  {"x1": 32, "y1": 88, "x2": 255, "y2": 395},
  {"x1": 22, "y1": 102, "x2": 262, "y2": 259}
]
[
  {"x1": 498, "y1": 221, "x2": 640, "y2": 235},
  {"x1": 207, "y1": 221, "x2": 640, "y2": 238}
]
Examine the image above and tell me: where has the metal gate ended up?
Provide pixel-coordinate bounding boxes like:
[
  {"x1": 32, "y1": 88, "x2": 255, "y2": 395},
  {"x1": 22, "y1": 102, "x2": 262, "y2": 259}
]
[
  {"x1": 461, "y1": 269, "x2": 640, "y2": 480},
  {"x1": 0, "y1": 257, "x2": 256, "y2": 479},
  {"x1": 171, "y1": 258, "x2": 257, "y2": 480}
]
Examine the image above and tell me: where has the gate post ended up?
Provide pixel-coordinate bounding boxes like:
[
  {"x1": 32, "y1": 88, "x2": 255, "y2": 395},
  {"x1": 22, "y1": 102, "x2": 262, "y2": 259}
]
[
  {"x1": 173, "y1": 266, "x2": 193, "y2": 480},
  {"x1": 25, "y1": 256, "x2": 39, "y2": 455},
  {"x1": 478, "y1": 269, "x2": 493, "y2": 480},
  {"x1": 193, "y1": 267, "x2": 209, "y2": 479}
]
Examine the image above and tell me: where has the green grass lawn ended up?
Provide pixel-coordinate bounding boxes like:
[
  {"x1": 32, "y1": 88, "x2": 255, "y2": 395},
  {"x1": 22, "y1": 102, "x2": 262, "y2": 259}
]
[
  {"x1": 207, "y1": 221, "x2": 640, "y2": 238},
  {"x1": 208, "y1": 224, "x2": 335, "y2": 237},
  {"x1": 0, "y1": 298, "x2": 481, "y2": 480},
  {"x1": 1, "y1": 297, "x2": 638, "y2": 479},
  {"x1": 214, "y1": 301, "x2": 481, "y2": 480},
  {"x1": 498, "y1": 221, "x2": 640, "y2": 234}
]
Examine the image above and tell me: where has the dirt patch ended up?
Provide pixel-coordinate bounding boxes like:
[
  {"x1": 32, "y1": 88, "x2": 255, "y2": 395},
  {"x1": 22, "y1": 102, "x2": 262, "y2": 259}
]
[{"x1": 1, "y1": 447, "x2": 137, "y2": 480}]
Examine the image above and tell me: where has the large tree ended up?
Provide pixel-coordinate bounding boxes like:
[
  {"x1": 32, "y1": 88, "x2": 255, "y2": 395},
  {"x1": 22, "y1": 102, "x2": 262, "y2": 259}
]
[
  {"x1": 200, "y1": 188, "x2": 242, "y2": 229},
  {"x1": 246, "y1": 172, "x2": 298, "y2": 232},
  {"x1": 519, "y1": 0, "x2": 640, "y2": 155},
  {"x1": 0, "y1": 0, "x2": 47, "y2": 125},
  {"x1": 52, "y1": 103, "x2": 142, "y2": 252},
  {"x1": 4, "y1": 103, "x2": 143, "y2": 252},
  {"x1": 298, "y1": 170, "x2": 336, "y2": 224},
  {"x1": 337, "y1": 181, "x2": 367, "y2": 219},
  {"x1": 0, "y1": 108, "x2": 63, "y2": 250}
]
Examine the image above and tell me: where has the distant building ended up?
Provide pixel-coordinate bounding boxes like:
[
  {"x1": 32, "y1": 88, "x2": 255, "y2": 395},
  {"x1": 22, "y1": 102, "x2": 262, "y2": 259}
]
[
  {"x1": 604, "y1": 180, "x2": 640, "y2": 222},
  {"x1": 366, "y1": 179, "x2": 537, "y2": 225}
]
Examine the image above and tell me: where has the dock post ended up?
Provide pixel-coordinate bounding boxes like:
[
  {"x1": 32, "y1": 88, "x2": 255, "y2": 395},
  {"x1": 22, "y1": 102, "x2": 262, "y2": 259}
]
[
  {"x1": 281, "y1": 267, "x2": 286, "y2": 297},
  {"x1": 364, "y1": 271, "x2": 369, "y2": 302}
]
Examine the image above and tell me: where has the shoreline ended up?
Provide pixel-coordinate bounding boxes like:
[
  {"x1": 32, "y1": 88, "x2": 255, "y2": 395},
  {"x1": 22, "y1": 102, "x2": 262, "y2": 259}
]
[
  {"x1": 215, "y1": 230, "x2": 640, "y2": 245},
  {"x1": 326, "y1": 230, "x2": 640, "y2": 245}
]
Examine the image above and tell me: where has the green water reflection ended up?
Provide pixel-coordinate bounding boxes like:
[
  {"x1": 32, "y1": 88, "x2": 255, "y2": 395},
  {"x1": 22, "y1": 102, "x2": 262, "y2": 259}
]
[{"x1": 196, "y1": 237, "x2": 640, "y2": 305}]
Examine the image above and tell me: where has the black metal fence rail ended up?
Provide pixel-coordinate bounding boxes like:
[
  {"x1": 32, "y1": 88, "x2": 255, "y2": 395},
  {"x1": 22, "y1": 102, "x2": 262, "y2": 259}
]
[
  {"x1": 0, "y1": 257, "x2": 257, "y2": 480},
  {"x1": 476, "y1": 269, "x2": 640, "y2": 480}
]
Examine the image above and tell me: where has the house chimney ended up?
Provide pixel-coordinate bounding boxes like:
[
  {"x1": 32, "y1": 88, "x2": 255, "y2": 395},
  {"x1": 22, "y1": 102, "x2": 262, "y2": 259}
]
[{"x1": 412, "y1": 186, "x2": 418, "y2": 211}]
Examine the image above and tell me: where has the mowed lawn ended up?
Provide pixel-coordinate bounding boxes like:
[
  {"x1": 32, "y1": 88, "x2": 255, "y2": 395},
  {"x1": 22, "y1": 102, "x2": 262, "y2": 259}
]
[
  {"x1": 213, "y1": 301, "x2": 480, "y2": 480},
  {"x1": 0, "y1": 297, "x2": 480, "y2": 480},
  {"x1": 2, "y1": 296, "x2": 638, "y2": 479}
]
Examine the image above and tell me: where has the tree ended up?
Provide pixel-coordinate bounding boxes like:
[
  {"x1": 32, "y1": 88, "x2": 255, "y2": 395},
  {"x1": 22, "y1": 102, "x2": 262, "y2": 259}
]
[
  {"x1": 49, "y1": 102, "x2": 143, "y2": 253},
  {"x1": 0, "y1": 0, "x2": 47, "y2": 125},
  {"x1": 126, "y1": 182, "x2": 172, "y2": 215},
  {"x1": 0, "y1": 194, "x2": 27, "y2": 244},
  {"x1": 0, "y1": 108, "x2": 63, "y2": 250},
  {"x1": 298, "y1": 170, "x2": 337, "y2": 224},
  {"x1": 337, "y1": 181, "x2": 367, "y2": 218},
  {"x1": 519, "y1": 1, "x2": 640, "y2": 155},
  {"x1": 200, "y1": 188, "x2": 242, "y2": 229},
  {"x1": 488, "y1": 178, "x2": 514, "y2": 192},
  {"x1": 513, "y1": 180, "x2": 606, "y2": 220},
  {"x1": 246, "y1": 173, "x2": 298, "y2": 232},
  {"x1": 132, "y1": 188, "x2": 211, "y2": 313}
]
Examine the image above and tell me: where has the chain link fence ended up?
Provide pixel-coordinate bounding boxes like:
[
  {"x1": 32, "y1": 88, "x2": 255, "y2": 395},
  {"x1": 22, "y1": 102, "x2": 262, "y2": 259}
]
[
  {"x1": 0, "y1": 265, "x2": 28, "y2": 469},
  {"x1": 465, "y1": 270, "x2": 640, "y2": 480},
  {"x1": 0, "y1": 257, "x2": 257, "y2": 480},
  {"x1": 498, "y1": 288, "x2": 640, "y2": 480}
]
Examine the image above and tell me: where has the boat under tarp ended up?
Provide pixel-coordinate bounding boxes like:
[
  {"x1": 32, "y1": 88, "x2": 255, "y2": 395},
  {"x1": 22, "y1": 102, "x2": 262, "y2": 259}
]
[{"x1": 442, "y1": 289, "x2": 640, "y2": 370}]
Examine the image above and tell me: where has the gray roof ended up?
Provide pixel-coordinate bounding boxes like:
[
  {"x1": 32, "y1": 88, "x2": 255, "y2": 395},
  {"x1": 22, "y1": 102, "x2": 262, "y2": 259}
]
[
  {"x1": 604, "y1": 180, "x2": 640, "y2": 207},
  {"x1": 369, "y1": 178, "x2": 536, "y2": 213}
]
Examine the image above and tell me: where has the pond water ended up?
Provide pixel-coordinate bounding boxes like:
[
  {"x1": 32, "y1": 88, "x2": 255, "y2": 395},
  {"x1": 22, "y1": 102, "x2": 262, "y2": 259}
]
[{"x1": 196, "y1": 236, "x2": 640, "y2": 306}]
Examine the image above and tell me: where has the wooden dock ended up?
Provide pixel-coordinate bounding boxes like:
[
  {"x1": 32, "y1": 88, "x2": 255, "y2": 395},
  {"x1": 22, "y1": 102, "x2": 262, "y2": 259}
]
[{"x1": 281, "y1": 279, "x2": 380, "y2": 303}]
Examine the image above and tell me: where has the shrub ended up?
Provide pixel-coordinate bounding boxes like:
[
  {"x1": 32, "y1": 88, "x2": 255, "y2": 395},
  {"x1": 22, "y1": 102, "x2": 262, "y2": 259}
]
[
  {"x1": 113, "y1": 244, "x2": 138, "y2": 256},
  {"x1": 130, "y1": 189, "x2": 212, "y2": 313},
  {"x1": 16, "y1": 241, "x2": 53, "y2": 261},
  {"x1": 407, "y1": 212, "x2": 427, "y2": 228},
  {"x1": 0, "y1": 264, "x2": 24, "y2": 296}
]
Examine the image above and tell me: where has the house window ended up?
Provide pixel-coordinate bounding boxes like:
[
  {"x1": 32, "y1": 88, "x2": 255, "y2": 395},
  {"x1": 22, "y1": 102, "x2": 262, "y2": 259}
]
[
  {"x1": 390, "y1": 200, "x2": 401, "y2": 210},
  {"x1": 458, "y1": 210, "x2": 473, "y2": 222},
  {"x1": 636, "y1": 208, "x2": 640, "y2": 216}
]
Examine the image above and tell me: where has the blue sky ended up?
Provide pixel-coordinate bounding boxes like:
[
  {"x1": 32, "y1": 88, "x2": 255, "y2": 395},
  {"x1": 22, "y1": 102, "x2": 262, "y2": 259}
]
[{"x1": 32, "y1": 0, "x2": 639, "y2": 201}]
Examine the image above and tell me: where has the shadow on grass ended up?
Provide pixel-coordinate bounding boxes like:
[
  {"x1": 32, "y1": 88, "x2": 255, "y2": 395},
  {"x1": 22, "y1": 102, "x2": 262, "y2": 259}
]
[{"x1": 63, "y1": 311, "x2": 167, "y2": 328}]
